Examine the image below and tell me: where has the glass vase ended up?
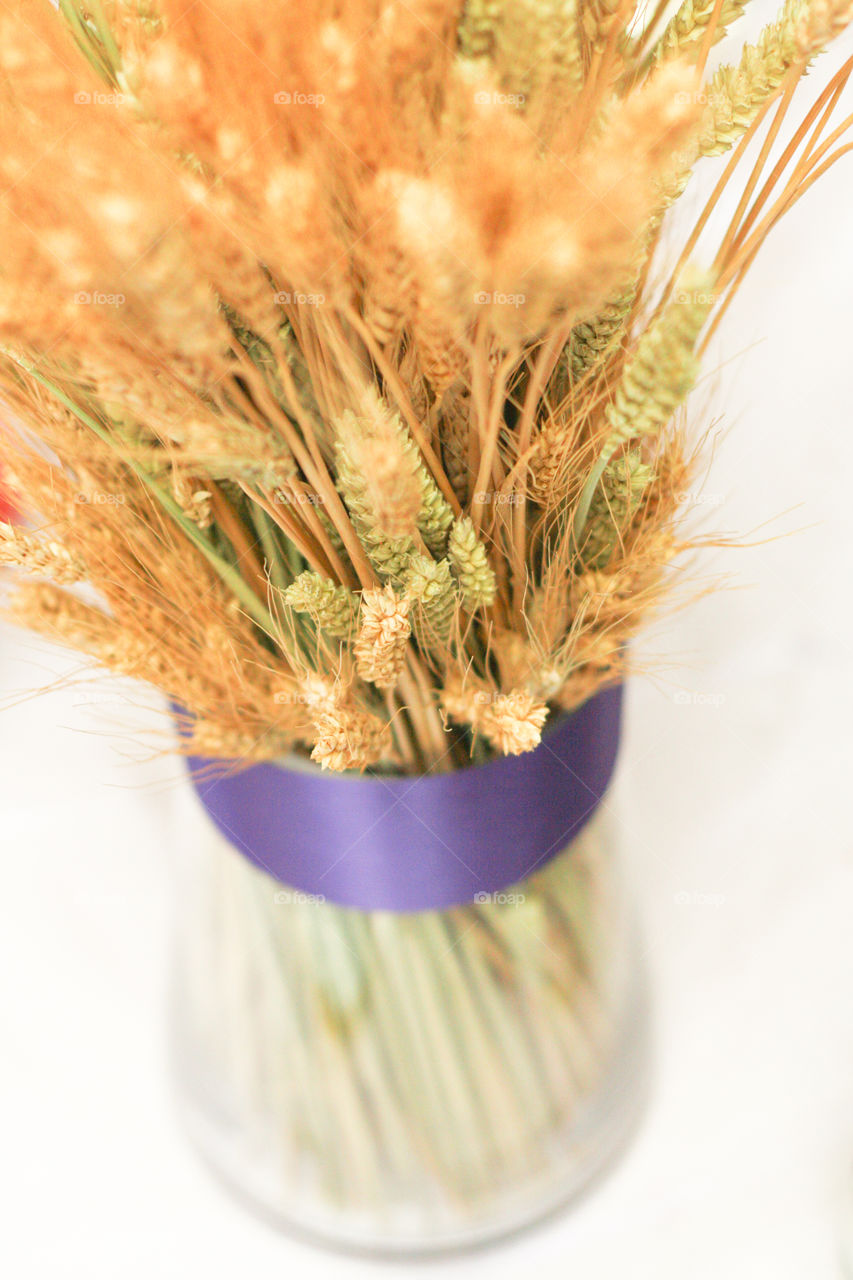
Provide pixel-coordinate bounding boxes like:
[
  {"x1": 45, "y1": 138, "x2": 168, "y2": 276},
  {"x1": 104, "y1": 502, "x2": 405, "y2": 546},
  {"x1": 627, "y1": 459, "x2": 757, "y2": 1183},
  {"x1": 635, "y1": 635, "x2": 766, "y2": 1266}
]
[{"x1": 169, "y1": 772, "x2": 648, "y2": 1254}]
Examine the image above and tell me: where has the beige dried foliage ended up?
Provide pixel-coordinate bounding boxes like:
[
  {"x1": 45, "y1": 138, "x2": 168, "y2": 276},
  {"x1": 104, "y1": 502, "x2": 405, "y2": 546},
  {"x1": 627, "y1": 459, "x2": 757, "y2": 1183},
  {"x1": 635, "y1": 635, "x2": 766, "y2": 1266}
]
[{"x1": 0, "y1": 0, "x2": 848, "y2": 772}]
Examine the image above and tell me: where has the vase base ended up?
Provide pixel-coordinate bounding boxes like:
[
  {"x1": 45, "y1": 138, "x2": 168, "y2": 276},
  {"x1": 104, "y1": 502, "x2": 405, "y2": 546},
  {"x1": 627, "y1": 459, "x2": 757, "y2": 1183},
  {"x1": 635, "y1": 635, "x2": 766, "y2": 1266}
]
[{"x1": 170, "y1": 970, "x2": 651, "y2": 1258}]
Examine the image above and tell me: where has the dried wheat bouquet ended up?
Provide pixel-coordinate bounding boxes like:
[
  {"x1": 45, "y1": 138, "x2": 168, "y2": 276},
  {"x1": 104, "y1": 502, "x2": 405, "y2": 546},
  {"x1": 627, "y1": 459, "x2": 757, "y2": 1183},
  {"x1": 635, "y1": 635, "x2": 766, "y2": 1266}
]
[
  {"x1": 3, "y1": 0, "x2": 853, "y2": 1250},
  {"x1": 0, "y1": 0, "x2": 851, "y2": 773}
]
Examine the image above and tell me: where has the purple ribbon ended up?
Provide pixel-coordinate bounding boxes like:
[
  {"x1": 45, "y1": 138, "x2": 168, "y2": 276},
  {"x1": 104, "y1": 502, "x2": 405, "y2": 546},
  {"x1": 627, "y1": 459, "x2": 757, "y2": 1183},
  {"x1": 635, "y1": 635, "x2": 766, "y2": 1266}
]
[{"x1": 181, "y1": 683, "x2": 622, "y2": 912}]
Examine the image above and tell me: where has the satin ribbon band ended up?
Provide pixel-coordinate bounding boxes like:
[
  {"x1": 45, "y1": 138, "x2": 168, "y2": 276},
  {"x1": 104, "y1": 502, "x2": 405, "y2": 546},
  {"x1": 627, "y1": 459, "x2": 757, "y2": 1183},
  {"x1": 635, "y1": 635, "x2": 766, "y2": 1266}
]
[{"x1": 181, "y1": 683, "x2": 623, "y2": 912}]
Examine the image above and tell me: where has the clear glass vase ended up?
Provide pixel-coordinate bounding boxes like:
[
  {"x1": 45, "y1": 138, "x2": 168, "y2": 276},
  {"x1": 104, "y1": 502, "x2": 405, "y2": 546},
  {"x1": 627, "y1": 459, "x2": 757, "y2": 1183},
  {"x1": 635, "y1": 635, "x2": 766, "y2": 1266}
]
[{"x1": 170, "y1": 779, "x2": 648, "y2": 1254}]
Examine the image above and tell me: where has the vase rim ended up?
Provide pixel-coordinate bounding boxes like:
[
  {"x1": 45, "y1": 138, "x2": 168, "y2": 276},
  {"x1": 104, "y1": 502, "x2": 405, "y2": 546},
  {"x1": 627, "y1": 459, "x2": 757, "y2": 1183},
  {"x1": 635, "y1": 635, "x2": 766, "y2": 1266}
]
[{"x1": 176, "y1": 684, "x2": 624, "y2": 912}]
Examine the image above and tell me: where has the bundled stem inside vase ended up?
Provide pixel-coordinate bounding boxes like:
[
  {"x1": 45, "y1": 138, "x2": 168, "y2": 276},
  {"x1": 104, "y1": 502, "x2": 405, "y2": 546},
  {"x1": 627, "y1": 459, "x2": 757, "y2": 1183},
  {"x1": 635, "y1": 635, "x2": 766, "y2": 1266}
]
[{"x1": 174, "y1": 802, "x2": 637, "y2": 1241}]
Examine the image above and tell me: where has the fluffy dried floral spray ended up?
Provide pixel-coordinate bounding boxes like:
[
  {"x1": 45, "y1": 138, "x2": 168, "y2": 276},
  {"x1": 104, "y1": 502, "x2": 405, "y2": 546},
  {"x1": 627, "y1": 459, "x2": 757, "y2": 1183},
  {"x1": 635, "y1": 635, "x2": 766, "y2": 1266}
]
[{"x1": 0, "y1": 0, "x2": 849, "y2": 775}]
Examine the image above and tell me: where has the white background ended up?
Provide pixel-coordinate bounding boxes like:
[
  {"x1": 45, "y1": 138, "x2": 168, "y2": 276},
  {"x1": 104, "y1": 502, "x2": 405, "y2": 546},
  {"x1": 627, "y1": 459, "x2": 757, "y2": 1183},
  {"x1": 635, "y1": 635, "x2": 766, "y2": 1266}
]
[{"x1": 2, "y1": 12, "x2": 853, "y2": 1280}]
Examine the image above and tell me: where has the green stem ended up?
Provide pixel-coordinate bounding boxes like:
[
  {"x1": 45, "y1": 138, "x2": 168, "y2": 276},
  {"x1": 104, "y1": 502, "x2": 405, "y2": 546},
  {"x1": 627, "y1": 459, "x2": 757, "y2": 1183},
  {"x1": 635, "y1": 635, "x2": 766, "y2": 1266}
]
[
  {"x1": 572, "y1": 452, "x2": 609, "y2": 548},
  {"x1": 57, "y1": 0, "x2": 118, "y2": 85},
  {"x1": 248, "y1": 505, "x2": 291, "y2": 594}
]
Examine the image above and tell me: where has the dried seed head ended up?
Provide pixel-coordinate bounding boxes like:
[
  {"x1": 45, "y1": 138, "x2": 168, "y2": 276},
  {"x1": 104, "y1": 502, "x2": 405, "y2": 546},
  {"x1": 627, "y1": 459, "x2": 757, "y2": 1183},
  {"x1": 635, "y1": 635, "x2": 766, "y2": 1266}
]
[
  {"x1": 283, "y1": 571, "x2": 357, "y2": 639},
  {"x1": 6, "y1": 580, "x2": 101, "y2": 644},
  {"x1": 447, "y1": 516, "x2": 497, "y2": 609},
  {"x1": 479, "y1": 689, "x2": 548, "y2": 755},
  {"x1": 299, "y1": 672, "x2": 343, "y2": 712},
  {"x1": 438, "y1": 389, "x2": 471, "y2": 505},
  {"x1": 597, "y1": 271, "x2": 712, "y2": 467},
  {"x1": 441, "y1": 671, "x2": 494, "y2": 726},
  {"x1": 335, "y1": 395, "x2": 453, "y2": 559},
  {"x1": 355, "y1": 431, "x2": 423, "y2": 540},
  {"x1": 403, "y1": 554, "x2": 457, "y2": 643},
  {"x1": 171, "y1": 472, "x2": 213, "y2": 529},
  {"x1": 0, "y1": 522, "x2": 85, "y2": 584},
  {"x1": 797, "y1": 0, "x2": 853, "y2": 56},
  {"x1": 310, "y1": 705, "x2": 391, "y2": 772},
  {"x1": 492, "y1": 631, "x2": 564, "y2": 701},
  {"x1": 354, "y1": 586, "x2": 411, "y2": 688},
  {"x1": 582, "y1": 450, "x2": 653, "y2": 569}
]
